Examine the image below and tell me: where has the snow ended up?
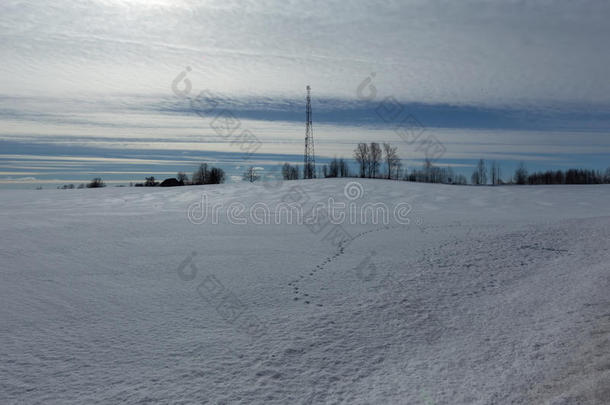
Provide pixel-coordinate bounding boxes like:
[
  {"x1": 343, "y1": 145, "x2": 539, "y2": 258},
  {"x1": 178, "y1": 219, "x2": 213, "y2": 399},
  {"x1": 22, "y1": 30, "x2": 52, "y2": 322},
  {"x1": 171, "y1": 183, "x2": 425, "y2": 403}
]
[{"x1": 1, "y1": 179, "x2": 609, "y2": 404}]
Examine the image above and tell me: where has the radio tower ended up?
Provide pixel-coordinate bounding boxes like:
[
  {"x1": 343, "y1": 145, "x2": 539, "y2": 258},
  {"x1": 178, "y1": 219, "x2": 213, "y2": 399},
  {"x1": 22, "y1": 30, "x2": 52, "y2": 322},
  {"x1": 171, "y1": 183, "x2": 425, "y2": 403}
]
[{"x1": 303, "y1": 85, "x2": 316, "y2": 179}]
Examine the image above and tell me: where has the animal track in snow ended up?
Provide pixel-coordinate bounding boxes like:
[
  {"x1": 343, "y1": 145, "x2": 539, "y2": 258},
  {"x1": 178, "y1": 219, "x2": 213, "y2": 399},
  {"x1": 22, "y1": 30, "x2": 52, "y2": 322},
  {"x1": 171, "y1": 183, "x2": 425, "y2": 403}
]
[{"x1": 289, "y1": 224, "x2": 413, "y2": 306}]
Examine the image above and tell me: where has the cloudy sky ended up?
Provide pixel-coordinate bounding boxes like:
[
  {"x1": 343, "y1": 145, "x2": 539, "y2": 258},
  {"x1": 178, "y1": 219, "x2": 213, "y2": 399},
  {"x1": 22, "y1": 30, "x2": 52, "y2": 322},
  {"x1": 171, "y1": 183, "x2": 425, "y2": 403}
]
[{"x1": 1, "y1": 0, "x2": 609, "y2": 187}]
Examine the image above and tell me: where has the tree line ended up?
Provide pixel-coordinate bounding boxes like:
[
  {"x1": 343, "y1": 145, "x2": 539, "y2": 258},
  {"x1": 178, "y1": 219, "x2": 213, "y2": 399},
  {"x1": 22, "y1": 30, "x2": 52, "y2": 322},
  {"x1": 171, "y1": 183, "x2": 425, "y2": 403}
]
[
  {"x1": 56, "y1": 177, "x2": 106, "y2": 189},
  {"x1": 353, "y1": 142, "x2": 402, "y2": 179},
  {"x1": 520, "y1": 166, "x2": 610, "y2": 185},
  {"x1": 471, "y1": 160, "x2": 610, "y2": 185},
  {"x1": 54, "y1": 164, "x2": 228, "y2": 190},
  {"x1": 276, "y1": 143, "x2": 467, "y2": 184},
  {"x1": 279, "y1": 143, "x2": 402, "y2": 181},
  {"x1": 280, "y1": 157, "x2": 350, "y2": 181},
  {"x1": 52, "y1": 149, "x2": 610, "y2": 189},
  {"x1": 279, "y1": 144, "x2": 610, "y2": 186}
]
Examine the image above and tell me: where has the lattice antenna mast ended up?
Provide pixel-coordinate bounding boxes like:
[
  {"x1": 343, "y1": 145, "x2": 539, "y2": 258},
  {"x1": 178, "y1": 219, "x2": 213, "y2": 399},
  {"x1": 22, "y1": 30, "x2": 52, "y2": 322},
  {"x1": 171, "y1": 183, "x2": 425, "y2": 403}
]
[{"x1": 304, "y1": 85, "x2": 316, "y2": 179}]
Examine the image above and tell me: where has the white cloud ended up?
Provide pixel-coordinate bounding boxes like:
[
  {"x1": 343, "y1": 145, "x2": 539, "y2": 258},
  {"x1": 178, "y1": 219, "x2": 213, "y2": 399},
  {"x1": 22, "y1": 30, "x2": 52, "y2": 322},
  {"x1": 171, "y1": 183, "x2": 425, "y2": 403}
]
[
  {"x1": 1, "y1": 0, "x2": 609, "y2": 186},
  {"x1": 1, "y1": 0, "x2": 609, "y2": 107}
]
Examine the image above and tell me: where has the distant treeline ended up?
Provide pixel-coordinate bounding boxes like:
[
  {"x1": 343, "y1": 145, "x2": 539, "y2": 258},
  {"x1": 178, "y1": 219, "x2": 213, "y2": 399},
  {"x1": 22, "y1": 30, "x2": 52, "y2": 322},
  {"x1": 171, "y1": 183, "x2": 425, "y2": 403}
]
[
  {"x1": 54, "y1": 164, "x2": 227, "y2": 190},
  {"x1": 57, "y1": 178, "x2": 105, "y2": 189},
  {"x1": 471, "y1": 160, "x2": 610, "y2": 185},
  {"x1": 523, "y1": 167, "x2": 610, "y2": 185},
  {"x1": 52, "y1": 145, "x2": 610, "y2": 190},
  {"x1": 280, "y1": 144, "x2": 610, "y2": 186},
  {"x1": 281, "y1": 158, "x2": 350, "y2": 181},
  {"x1": 280, "y1": 142, "x2": 469, "y2": 184}
]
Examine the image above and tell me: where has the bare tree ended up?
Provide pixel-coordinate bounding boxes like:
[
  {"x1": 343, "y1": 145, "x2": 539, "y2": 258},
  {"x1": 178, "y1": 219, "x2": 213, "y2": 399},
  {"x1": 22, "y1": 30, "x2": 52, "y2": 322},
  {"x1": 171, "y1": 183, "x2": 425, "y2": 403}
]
[
  {"x1": 243, "y1": 166, "x2": 260, "y2": 182},
  {"x1": 369, "y1": 142, "x2": 382, "y2": 178},
  {"x1": 353, "y1": 143, "x2": 369, "y2": 178},
  {"x1": 208, "y1": 167, "x2": 226, "y2": 184},
  {"x1": 489, "y1": 161, "x2": 501, "y2": 185},
  {"x1": 192, "y1": 163, "x2": 209, "y2": 185},
  {"x1": 177, "y1": 171, "x2": 188, "y2": 184},
  {"x1": 281, "y1": 163, "x2": 290, "y2": 180},
  {"x1": 339, "y1": 158, "x2": 349, "y2": 177},
  {"x1": 328, "y1": 157, "x2": 339, "y2": 178},
  {"x1": 471, "y1": 170, "x2": 479, "y2": 185},
  {"x1": 393, "y1": 159, "x2": 403, "y2": 180},
  {"x1": 514, "y1": 162, "x2": 528, "y2": 185},
  {"x1": 383, "y1": 143, "x2": 399, "y2": 179},
  {"x1": 471, "y1": 159, "x2": 487, "y2": 185},
  {"x1": 477, "y1": 159, "x2": 487, "y2": 185},
  {"x1": 282, "y1": 163, "x2": 299, "y2": 180}
]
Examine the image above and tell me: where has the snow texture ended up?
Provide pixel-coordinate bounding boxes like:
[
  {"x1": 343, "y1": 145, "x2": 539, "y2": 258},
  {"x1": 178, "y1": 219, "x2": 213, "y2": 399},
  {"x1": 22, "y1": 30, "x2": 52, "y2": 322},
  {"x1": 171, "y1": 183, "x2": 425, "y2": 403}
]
[{"x1": 1, "y1": 179, "x2": 609, "y2": 404}]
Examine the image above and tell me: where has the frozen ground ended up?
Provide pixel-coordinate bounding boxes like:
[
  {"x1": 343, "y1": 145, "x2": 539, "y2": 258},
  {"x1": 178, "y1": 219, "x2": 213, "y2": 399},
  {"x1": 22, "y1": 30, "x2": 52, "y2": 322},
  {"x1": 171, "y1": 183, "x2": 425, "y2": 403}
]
[{"x1": 1, "y1": 179, "x2": 609, "y2": 404}]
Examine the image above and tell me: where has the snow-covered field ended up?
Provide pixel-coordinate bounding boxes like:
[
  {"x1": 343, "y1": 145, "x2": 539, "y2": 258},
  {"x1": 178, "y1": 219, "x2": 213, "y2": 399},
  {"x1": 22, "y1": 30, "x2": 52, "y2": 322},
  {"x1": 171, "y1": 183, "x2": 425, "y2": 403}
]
[{"x1": 1, "y1": 179, "x2": 609, "y2": 404}]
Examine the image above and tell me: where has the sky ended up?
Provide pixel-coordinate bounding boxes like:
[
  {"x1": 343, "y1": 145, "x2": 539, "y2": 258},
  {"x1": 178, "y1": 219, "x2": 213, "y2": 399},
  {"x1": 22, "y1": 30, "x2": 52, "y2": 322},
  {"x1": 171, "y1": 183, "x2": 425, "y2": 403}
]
[{"x1": 1, "y1": 0, "x2": 609, "y2": 188}]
